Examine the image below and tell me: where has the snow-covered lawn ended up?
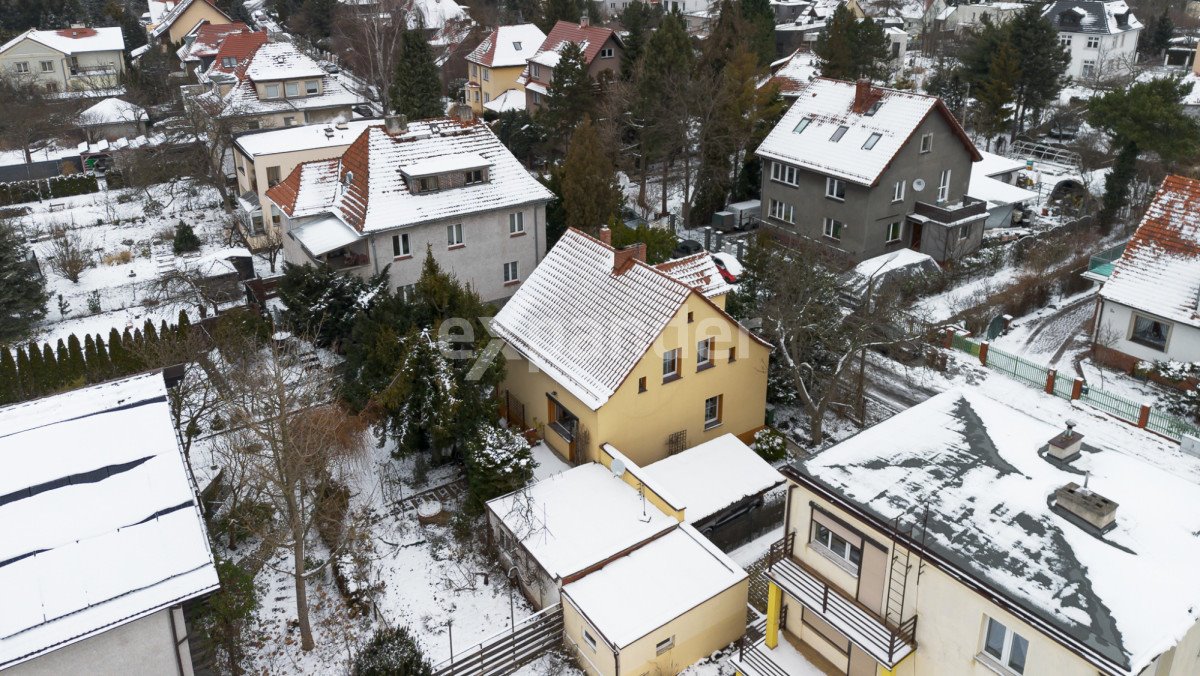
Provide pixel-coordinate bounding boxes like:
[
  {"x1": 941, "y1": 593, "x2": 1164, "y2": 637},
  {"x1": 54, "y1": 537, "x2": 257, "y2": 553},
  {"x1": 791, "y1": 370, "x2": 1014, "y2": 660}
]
[{"x1": 990, "y1": 288, "x2": 1096, "y2": 366}]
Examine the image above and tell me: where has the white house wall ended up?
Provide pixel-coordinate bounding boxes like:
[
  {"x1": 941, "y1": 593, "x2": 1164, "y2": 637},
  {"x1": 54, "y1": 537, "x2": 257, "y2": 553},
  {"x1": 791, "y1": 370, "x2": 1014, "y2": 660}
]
[
  {"x1": 1096, "y1": 298, "x2": 1200, "y2": 364},
  {"x1": 1060, "y1": 28, "x2": 1140, "y2": 80},
  {"x1": 6, "y1": 607, "x2": 193, "y2": 676}
]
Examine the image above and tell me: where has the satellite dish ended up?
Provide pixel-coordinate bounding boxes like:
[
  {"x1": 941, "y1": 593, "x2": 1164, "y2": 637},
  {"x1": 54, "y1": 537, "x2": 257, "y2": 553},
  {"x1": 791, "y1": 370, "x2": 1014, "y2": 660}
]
[
  {"x1": 912, "y1": 179, "x2": 926, "y2": 192},
  {"x1": 610, "y1": 458, "x2": 626, "y2": 478}
]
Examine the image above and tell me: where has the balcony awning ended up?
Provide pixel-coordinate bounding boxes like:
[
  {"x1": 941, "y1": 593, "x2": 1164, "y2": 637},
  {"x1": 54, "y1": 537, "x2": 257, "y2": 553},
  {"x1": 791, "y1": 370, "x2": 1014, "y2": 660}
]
[{"x1": 291, "y1": 216, "x2": 361, "y2": 256}]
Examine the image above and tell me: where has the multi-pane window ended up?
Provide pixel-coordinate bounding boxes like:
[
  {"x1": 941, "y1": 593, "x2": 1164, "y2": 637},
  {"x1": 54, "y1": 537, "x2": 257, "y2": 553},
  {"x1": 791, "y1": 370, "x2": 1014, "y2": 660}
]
[
  {"x1": 768, "y1": 199, "x2": 795, "y2": 224},
  {"x1": 509, "y1": 212, "x2": 524, "y2": 233},
  {"x1": 599, "y1": 47, "x2": 614, "y2": 58},
  {"x1": 886, "y1": 221, "x2": 902, "y2": 243},
  {"x1": 938, "y1": 169, "x2": 951, "y2": 202},
  {"x1": 826, "y1": 177, "x2": 846, "y2": 200},
  {"x1": 503, "y1": 261, "x2": 519, "y2": 283},
  {"x1": 531, "y1": 63, "x2": 541, "y2": 78},
  {"x1": 465, "y1": 169, "x2": 483, "y2": 184},
  {"x1": 392, "y1": 233, "x2": 410, "y2": 258},
  {"x1": 703, "y1": 395, "x2": 722, "y2": 429},
  {"x1": 771, "y1": 162, "x2": 798, "y2": 186},
  {"x1": 829, "y1": 125, "x2": 849, "y2": 142},
  {"x1": 1059, "y1": 34, "x2": 1072, "y2": 47},
  {"x1": 1082, "y1": 60, "x2": 1097, "y2": 78},
  {"x1": 447, "y1": 223, "x2": 464, "y2": 246},
  {"x1": 13, "y1": 62, "x2": 28, "y2": 73},
  {"x1": 982, "y1": 618, "x2": 1029, "y2": 674},
  {"x1": 482, "y1": 68, "x2": 490, "y2": 81},
  {"x1": 419, "y1": 176, "x2": 440, "y2": 192},
  {"x1": 305, "y1": 80, "x2": 318, "y2": 95},
  {"x1": 919, "y1": 133, "x2": 933, "y2": 153},
  {"x1": 893, "y1": 180, "x2": 905, "y2": 202},
  {"x1": 1086, "y1": 36, "x2": 1100, "y2": 49},
  {"x1": 862, "y1": 132, "x2": 882, "y2": 150},
  {"x1": 221, "y1": 56, "x2": 236, "y2": 68},
  {"x1": 823, "y1": 218, "x2": 844, "y2": 240},
  {"x1": 39, "y1": 60, "x2": 53, "y2": 72},
  {"x1": 663, "y1": 348, "x2": 681, "y2": 379},
  {"x1": 812, "y1": 523, "x2": 862, "y2": 569},
  {"x1": 697, "y1": 338, "x2": 713, "y2": 367},
  {"x1": 285, "y1": 82, "x2": 299, "y2": 97}
]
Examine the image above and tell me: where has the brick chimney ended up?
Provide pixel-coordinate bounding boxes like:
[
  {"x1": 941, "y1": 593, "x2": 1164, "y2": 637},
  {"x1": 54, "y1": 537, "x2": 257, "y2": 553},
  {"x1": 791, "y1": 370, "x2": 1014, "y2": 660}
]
[
  {"x1": 384, "y1": 114, "x2": 408, "y2": 135},
  {"x1": 853, "y1": 78, "x2": 872, "y2": 113},
  {"x1": 612, "y1": 243, "x2": 646, "y2": 274},
  {"x1": 454, "y1": 102, "x2": 474, "y2": 122},
  {"x1": 598, "y1": 226, "x2": 612, "y2": 245}
]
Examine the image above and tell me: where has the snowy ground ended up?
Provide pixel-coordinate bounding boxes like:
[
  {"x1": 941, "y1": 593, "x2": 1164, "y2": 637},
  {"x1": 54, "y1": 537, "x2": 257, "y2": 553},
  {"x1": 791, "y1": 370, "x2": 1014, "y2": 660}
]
[
  {"x1": 991, "y1": 288, "x2": 1096, "y2": 367},
  {"x1": 13, "y1": 180, "x2": 270, "y2": 346}
]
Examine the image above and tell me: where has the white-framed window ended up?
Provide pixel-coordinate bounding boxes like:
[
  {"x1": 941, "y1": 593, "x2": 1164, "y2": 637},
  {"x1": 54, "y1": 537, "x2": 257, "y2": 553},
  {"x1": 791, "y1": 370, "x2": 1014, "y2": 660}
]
[
  {"x1": 1059, "y1": 34, "x2": 1072, "y2": 47},
  {"x1": 13, "y1": 61, "x2": 28, "y2": 73},
  {"x1": 1086, "y1": 36, "x2": 1100, "y2": 49},
  {"x1": 509, "y1": 212, "x2": 524, "y2": 233},
  {"x1": 283, "y1": 116, "x2": 296, "y2": 126},
  {"x1": 886, "y1": 221, "x2": 902, "y2": 243},
  {"x1": 812, "y1": 523, "x2": 862, "y2": 570},
  {"x1": 1130, "y1": 314, "x2": 1170, "y2": 351},
  {"x1": 1082, "y1": 59, "x2": 1096, "y2": 79},
  {"x1": 482, "y1": 68, "x2": 490, "y2": 81},
  {"x1": 829, "y1": 125, "x2": 849, "y2": 142},
  {"x1": 663, "y1": 348, "x2": 680, "y2": 379},
  {"x1": 531, "y1": 63, "x2": 541, "y2": 78},
  {"x1": 285, "y1": 81, "x2": 299, "y2": 97},
  {"x1": 793, "y1": 117, "x2": 811, "y2": 134},
  {"x1": 582, "y1": 628, "x2": 597, "y2": 650},
  {"x1": 919, "y1": 133, "x2": 933, "y2": 153},
  {"x1": 938, "y1": 169, "x2": 951, "y2": 202},
  {"x1": 826, "y1": 177, "x2": 846, "y2": 201},
  {"x1": 823, "y1": 218, "x2": 844, "y2": 240},
  {"x1": 39, "y1": 60, "x2": 53, "y2": 72},
  {"x1": 221, "y1": 56, "x2": 236, "y2": 68},
  {"x1": 768, "y1": 198, "x2": 794, "y2": 224},
  {"x1": 704, "y1": 395, "x2": 722, "y2": 429},
  {"x1": 264, "y1": 83, "x2": 281, "y2": 99},
  {"x1": 655, "y1": 636, "x2": 675, "y2": 655},
  {"x1": 392, "y1": 233, "x2": 410, "y2": 258},
  {"x1": 771, "y1": 161, "x2": 798, "y2": 186},
  {"x1": 447, "y1": 222, "x2": 464, "y2": 246},
  {"x1": 305, "y1": 80, "x2": 318, "y2": 95},
  {"x1": 862, "y1": 132, "x2": 882, "y2": 150},
  {"x1": 981, "y1": 617, "x2": 1029, "y2": 674},
  {"x1": 465, "y1": 169, "x2": 483, "y2": 184},
  {"x1": 503, "y1": 260, "x2": 519, "y2": 283},
  {"x1": 893, "y1": 180, "x2": 905, "y2": 202},
  {"x1": 959, "y1": 225, "x2": 972, "y2": 242},
  {"x1": 697, "y1": 338, "x2": 713, "y2": 367},
  {"x1": 600, "y1": 47, "x2": 614, "y2": 58}
]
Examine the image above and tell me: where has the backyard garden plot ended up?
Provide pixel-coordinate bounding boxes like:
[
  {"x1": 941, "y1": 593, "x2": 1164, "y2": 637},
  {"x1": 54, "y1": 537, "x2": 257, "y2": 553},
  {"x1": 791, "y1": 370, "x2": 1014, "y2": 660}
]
[{"x1": 13, "y1": 180, "x2": 265, "y2": 345}]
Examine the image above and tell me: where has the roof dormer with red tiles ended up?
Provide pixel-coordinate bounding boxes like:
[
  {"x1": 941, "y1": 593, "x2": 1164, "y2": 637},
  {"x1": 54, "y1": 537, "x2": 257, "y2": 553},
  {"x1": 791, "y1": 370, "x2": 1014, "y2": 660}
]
[{"x1": 518, "y1": 18, "x2": 624, "y2": 111}]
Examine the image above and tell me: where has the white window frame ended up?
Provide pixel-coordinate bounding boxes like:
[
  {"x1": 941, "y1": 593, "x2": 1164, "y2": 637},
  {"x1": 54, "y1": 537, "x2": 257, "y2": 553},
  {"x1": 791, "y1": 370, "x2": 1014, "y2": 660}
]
[
  {"x1": 221, "y1": 56, "x2": 236, "y2": 68},
  {"x1": 886, "y1": 221, "x2": 902, "y2": 243},
  {"x1": 503, "y1": 260, "x2": 519, "y2": 283},
  {"x1": 531, "y1": 63, "x2": 541, "y2": 79},
  {"x1": 264, "y1": 83, "x2": 281, "y2": 99},
  {"x1": 812, "y1": 523, "x2": 862, "y2": 571},
  {"x1": 823, "y1": 218, "x2": 844, "y2": 241},
  {"x1": 919, "y1": 133, "x2": 933, "y2": 153},
  {"x1": 599, "y1": 47, "x2": 614, "y2": 58},
  {"x1": 1086, "y1": 36, "x2": 1100, "y2": 49},
  {"x1": 285, "y1": 81, "x2": 300, "y2": 97},
  {"x1": 305, "y1": 80, "x2": 319, "y2": 95},
  {"x1": 1082, "y1": 59, "x2": 1096, "y2": 79},
  {"x1": 1130, "y1": 313, "x2": 1171, "y2": 351},
  {"x1": 663, "y1": 348, "x2": 680, "y2": 379},
  {"x1": 703, "y1": 395, "x2": 721, "y2": 429},
  {"x1": 39, "y1": 60, "x2": 53, "y2": 73},
  {"x1": 13, "y1": 61, "x2": 28, "y2": 73},
  {"x1": 447, "y1": 223, "x2": 464, "y2": 246},
  {"x1": 392, "y1": 233, "x2": 410, "y2": 258},
  {"x1": 771, "y1": 161, "x2": 798, "y2": 186},
  {"x1": 509, "y1": 211, "x2": 524, "y2": 234},
  {"x1": 1059, "y1": 34, "x2": 1072, "y2": 47},
  {"x1": 825, "y1": 177, "x2": 846, "y2": 201},
  {"x1": 980, "y1": 617, "x2": 1029, "y2": 674},
  {"x1": 768, "y1": 199, "x2": 794, "y2": 224},
  {"x1": 893, "y1": 180, "x2": 905, "y2": 202},
  {"x1": 938, "y1": 169, "x2": 951, "y2": 203},
  {"x1": 697, "y1": 338, "x2": 713, "y2": 367}
]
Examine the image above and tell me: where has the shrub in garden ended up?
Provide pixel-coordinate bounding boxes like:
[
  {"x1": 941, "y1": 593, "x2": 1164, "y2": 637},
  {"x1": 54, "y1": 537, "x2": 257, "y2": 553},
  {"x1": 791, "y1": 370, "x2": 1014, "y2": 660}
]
[
  {"x1": 193, "y1": 559, "x2": 258, "y2": 676},
  {"x1": 354, "y1": 625, "x2": 433, "y2": 676},
  {"x1": 173, "y1": 221, "x2": 201, "y2": 254},
  {"x1": 753, "y1": 427, "x2": 788, "y2": 463},
  {"x1": 463, "y1": 424, "x2": 535, "y2": 513}
]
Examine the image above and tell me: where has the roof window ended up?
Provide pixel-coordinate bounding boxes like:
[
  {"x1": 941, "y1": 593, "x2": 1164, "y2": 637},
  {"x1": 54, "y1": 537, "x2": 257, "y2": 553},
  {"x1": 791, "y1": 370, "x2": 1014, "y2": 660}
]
[
  {"x1": 830, "y1": 125, "x2": 849, "y2": 142},
  {"x1": 513, "y1": 41, "x2": 522, "y2": 50},
  {"x1": 862, "y1": 132, "x2": 882, "y2": 150},
  {"x1": 793, "y1": 117, "x2": 812, "y2": 134},
  {"x1": 865, "y1": 100, "x2": 883, "y2": 116}
]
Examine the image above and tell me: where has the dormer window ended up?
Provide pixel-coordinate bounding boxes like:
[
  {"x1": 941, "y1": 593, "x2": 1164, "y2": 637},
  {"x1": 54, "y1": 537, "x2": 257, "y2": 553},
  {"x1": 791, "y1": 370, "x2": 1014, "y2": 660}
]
[
  {"x1": 221, "y1": 56, "x2": 236, "y2": 68},
  {"x1": 465, "y1": 169, "x2": 483, "y2": 184},
  {"x1": 286, "y1": 82, "x2": 299, "y2": 97},
  {"x1": 531, "y1": 63, "x2": 541, "y2": 78},
  {"x1": 419, "y1": 176, "x2": 440, "y2": 192},
  {"x1": 264, "y1": 83, "x2": 281, "y2": 99},
  {"x1": 305, "y1": 80, "x2": 318, "y2": 95}
]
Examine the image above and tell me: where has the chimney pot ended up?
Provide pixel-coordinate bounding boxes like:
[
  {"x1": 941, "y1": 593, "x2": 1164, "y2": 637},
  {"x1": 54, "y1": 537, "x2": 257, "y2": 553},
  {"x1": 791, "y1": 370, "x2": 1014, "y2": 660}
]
[
  {"x1": 384, "y1": 114, "x2": 408, "y2": 135},
  {"x1": 599, "y1": 226, "x2": 612, "y2": 245}
]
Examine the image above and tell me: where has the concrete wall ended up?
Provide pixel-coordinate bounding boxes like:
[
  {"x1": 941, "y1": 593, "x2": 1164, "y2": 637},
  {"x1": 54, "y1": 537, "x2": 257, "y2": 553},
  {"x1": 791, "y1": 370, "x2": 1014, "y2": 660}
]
[
  {"x1": 758, "y1": 107, "x2": 976, "y2": 262},
  {"x1": 466, "y1": 63, "x2": 523, "y2": 113},
  {"x1": 8, "y1": 606, "x2": 193, "y2": 676},
  {"x1": 501, "y1": 292, "x2": 769, "y2": 467},
  {"x1": 487, "y1": 510, "x2": 561, "y2": 609},
  {"x1": 1096, "y1": 298, "x2": 1200, "y2": 365},
  {"x1": 0, "y1": 39, "x2": 124, "y2": 92}
]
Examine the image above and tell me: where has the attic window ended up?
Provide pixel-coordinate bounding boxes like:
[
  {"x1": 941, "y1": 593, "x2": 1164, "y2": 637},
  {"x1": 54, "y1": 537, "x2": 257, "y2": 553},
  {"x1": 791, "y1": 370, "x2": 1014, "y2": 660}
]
[
  {"x1": 862, "y1": 132, "x2": 882, "y2": 150},
  {"x1": 513, "y1": 41, "x2": 522, "y2": 50},
  {"x1": 830, "y1": 125, "x2": 849, "y2": 142},
  {"x1": 418, "y1": 176, "x2": 440, "y2": 192},
  {"x1": 793, "y1": 117, "x2": 812, "y2": 134},
  {"x1": 221, "y1": 56, "x2": 236, "y2": 68}
]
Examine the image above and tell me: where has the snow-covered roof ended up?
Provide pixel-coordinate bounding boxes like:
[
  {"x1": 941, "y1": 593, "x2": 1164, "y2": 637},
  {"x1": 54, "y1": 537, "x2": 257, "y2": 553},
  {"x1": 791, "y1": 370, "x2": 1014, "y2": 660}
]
[
  {"x1": 0, "y1": 374, "x2": 219, "y2": 670},
  {"x1": 761, "y1": 50, "x2": 819, "y2": 98},
  {"x1": 150, "y1": 0, "x2": 232, "y2": 38},
  {"x1": 244, "y1": 41, "x2": 326, "y2": 81},
  {"x1": 563, "y1": 525, "x2": 746, "y2": 647},
  {"x1": 968, "y1": 173, "x2": 1037, "y2": 207},
  {"x1": 206, "y1": 73, "x2": 359, "y2": 119},
  {"x1": 467, "y1": 23, "x2": 546, "y2": 68},
  {"x1": 483, "y1": 88, "x2": 526, "y2": 113},
  {"x1": 407, "y1": 0, "x2": 468, "y2": 30},
  {"x1": 487, "y1": 463, "x2": 676, "y2": 580},
  {"x1": 177, "y1": 21, "x2": 250, "y2": 62},
  {"x1": 266, "y1": 120, "x2": 554, "y2": 234},
  {"x1": 756, "y1": 78, "x2": 980, "y2": 187},
  {"x1": 517, "y1": 20, "x2": 621, "y2": 84},
  {"x1": 290, "y1": 215, "x2": 362, "y2": 256},
  {"x1": 975, "y1": 149, "x2": 1027, "y2": 177},
  {"x1": 1042, "y1": 0, "x2": 1142, "y2": 34},
  {"x1": 401, "y1": 152, "x2": 489, "y2": 177},
  {"x1": 78, "y1": 98, "x2": 148, "y2": 126},
  {"x1": 654, "y1": 252, "x2": 733, "y2": 299},
  {"x1": 793, "y1": 386, "x2": 1200, "y2": 676},
  {"x1": 640, "y1": 434, "x2": 783, "y2": 525},
  {"x1": 233, "y1": 118, "x2": 381, "y2": 157},
  {"x1": 492, "y1": 229, "x2": 766, "y2": 410},
  {"x1": 0, "y1": 27, "x2": 125, "y2": 56},
  {"x1": 1100, "y1": 175, "x2": 1200, "y2": 328}
]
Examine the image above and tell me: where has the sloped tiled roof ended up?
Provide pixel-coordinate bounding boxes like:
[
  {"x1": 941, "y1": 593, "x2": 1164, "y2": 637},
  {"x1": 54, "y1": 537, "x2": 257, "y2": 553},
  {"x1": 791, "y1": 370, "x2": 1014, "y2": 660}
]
[
  {"x1": 266, "y1": 119, "x2": 554, "y2": 232},
  {"x1": 517, "y1": 20, "x2": 622, "y2": 85},
  {"x1": 756, "y1": 78, "x2": 980, "y2": 187},
  {"x1": 467, "y1": 23, "x2": 546, "y2": 68},
  {"x1": 178, "y1": 22, "x2": 249, "y2": 62},
  {"x1": 150, "y1": 0, "x2": 231, "y2": 38},
  {"x1": 655, "y1": 252, "x2": 733, "y2": 298},
  {"x1": 760, "y1": 50, "x2": 819, "y2": 99},
  {"x1": 0, "y1": 27, "x2": 125, "y2": 56},
  {"x1": 244, "y1": 41, "x2": 326, "y2": 81},
  {"x1": 205, "y1": 30, "x2": 268, "y2": 80},
  {"x1": 491, "y1": 229, "x2": 767, "y2": 410},
  {"x1": 1042, "y1": 0, "x2": 1141, "y2": 34},
  {"x1": 1100, "y1": 175, "x2": 1200, "y2": 328}
]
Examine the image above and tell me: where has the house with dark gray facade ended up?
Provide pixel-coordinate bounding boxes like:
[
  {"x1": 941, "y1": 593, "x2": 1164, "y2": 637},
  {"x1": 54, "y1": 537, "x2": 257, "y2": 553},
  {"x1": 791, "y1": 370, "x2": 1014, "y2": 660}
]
[{"x1": 756, "y1": 78, "x2": 985, "y2": 264}]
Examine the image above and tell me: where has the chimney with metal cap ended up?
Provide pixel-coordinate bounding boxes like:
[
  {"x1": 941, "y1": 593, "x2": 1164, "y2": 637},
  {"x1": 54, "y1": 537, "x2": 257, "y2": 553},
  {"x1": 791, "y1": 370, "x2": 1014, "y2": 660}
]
[{"x1": 1047, "y1": 420, "x2": 1084, "y2": 461}]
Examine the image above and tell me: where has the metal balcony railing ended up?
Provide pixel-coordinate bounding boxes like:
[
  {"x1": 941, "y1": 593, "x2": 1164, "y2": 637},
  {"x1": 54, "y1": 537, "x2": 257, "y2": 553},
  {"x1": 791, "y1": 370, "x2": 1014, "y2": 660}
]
[{"x1": 1084, "y1": 242, "x2": 1127, "y2": 280}]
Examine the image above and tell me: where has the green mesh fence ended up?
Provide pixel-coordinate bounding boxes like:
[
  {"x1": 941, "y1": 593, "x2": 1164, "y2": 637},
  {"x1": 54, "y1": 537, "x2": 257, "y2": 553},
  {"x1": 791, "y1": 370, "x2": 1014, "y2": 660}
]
[
  {"x1": 985, "y1": 347, "x2": 1049, "y2": 389},
  {"x1": 1080, "y1": 387, "x2": 1143, "y2": 424}
]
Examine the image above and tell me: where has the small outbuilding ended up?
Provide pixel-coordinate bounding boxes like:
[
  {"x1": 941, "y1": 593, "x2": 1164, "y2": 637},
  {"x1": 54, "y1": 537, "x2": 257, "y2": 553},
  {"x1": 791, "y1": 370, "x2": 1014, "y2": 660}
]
[{"x1": 78, "y1": 98, "x2": 149, "y2": 143}]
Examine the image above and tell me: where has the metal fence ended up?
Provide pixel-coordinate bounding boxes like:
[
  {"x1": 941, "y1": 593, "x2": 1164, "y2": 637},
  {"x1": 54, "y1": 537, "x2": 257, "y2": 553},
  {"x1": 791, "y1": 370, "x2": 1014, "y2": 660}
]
[
  {"x1": 946, "y1": 332, "x2": 1200, "y2": 442},
  {"x1": 432, "y1": 604, "x2": 564, "y2": 676}
]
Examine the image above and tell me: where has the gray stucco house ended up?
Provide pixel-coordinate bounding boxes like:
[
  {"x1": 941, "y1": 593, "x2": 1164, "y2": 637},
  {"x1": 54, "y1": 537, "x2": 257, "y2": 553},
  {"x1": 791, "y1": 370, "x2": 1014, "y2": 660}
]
[{"x1": 756, "y1": 78, "x2": 985, "y2": 264}]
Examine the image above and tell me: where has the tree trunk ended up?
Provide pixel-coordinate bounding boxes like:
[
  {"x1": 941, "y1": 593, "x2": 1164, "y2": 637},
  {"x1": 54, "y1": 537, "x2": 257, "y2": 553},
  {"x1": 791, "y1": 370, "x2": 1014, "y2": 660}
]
[
  {"x1": 660, "y1": 154, "x2": 670, "y2": 217},
  {"x1": 292, "y1": 502, "x2": 314, "y2": 650},
  {"x1": 808, "y1": 401, "x2": 825, "y2": 446}
]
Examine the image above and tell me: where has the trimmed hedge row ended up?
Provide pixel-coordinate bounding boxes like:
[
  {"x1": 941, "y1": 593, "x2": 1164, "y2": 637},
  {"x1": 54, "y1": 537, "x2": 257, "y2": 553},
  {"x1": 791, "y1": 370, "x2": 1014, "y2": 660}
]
[{"x1": 0, "y1": 174, "x2": 100, "y2": 207}]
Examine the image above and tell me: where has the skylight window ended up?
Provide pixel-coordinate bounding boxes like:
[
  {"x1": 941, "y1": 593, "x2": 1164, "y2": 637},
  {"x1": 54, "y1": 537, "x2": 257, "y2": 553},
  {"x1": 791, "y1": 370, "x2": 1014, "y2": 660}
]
[
  {"x1": 793, "y1": 117, "x2": 812, "y2": 134},
  {"x1": 830, "y1": 125, "x2": 849, "y2": 142},
  {"x1": 513, "y1": 41, "x2": 522, "y2": 50},
  {"x1": 862, "y1": 132, "x2": 882, "y2": 150},
  {"x1": 865, "y1": 101, "x2": 883, "y2": 116}
]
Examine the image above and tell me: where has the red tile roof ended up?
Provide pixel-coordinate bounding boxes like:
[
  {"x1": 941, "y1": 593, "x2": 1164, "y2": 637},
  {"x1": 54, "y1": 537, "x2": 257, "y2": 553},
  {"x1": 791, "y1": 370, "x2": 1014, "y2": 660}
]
[
  {"x1": 208, "y1": 30, "x2": 268, "y2": 79},
  {"x1": 55, "y1": 27, "x2": 97, "y2": 39},
  {"x1": 187, "y1": 22, "x2": 250, "y2": 59},
  {"x1": 536, "y1": 20, "x2": 622, "y2": 65}
]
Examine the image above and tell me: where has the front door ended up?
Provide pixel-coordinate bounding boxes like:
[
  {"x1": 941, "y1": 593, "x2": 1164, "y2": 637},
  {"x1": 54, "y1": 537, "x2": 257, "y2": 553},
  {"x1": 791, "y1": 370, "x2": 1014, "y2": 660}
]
[{"x1": 909, "y1": 221, "x2": 923, "y2": 251}]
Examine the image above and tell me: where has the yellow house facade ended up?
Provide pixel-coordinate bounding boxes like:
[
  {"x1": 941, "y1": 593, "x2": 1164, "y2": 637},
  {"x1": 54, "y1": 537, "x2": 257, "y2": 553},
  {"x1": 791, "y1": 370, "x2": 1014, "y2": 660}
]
[
  {"x1": 736, "y1": 388, "x2": 1200, "y2": 676},
  {"x1": 465, "y1": 24, "x2": 545, "y2": 114},
  {"x1": 492, "y1": 228, "x2": 769, "y2": 468},
  {"x1": 149, "y1": 0, "x2": 232, "y2": 46}
]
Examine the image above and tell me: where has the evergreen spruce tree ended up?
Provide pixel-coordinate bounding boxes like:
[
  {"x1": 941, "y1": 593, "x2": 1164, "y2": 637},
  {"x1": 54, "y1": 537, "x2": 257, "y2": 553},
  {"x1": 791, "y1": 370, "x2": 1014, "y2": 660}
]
[
  {"x1": 739, "y1": 0, "x2": 777, "y2": 66},
  {"x1": 177, "y1": 310, "x2": 192, "y2": 337},
  {"x1": 160, "y1": 319, "x2": 171, "y2": 342},
  {"x1": 42, "y1": 343, "x2": 60, "y2": 391},
  {"x1": 541, "y1": 42, "x2": 594, "y2": 154},
  {"x1": 108, "y1": 328, "x2": 130, "y2": 376},
  {"x1": 66, "y1": 334, "x2": 85, "y2": 385},
  {"x1": 850, "y1": 18, "x2": 890, "y2": 80},
  {"x1": 14, "y1": 345, "x2": 31, "y2": 400},
  {"x1": 974, "y1": 42, "x2": 1020, "y2": 150},
  {"x1": 94, "y1": 336, "x2": 110, "y2": 380},
  {"x1": 814, "y1": 4, "x2": 858, "y2": 80},
  {"x1": 543, "y1": 170, "x2": 567, "y2": 248},
  {"x1": 619, "y1": 0, "x2": 659, "y2": 79},
  {"x1": 390, "y1": 26, "x2": 445, "y2": 121},
  {"x1": 1008, "y1": 5, "x2": 1070, "y2": 134},
  {"x1": 0, "y1": 220, "x2": 50, "y2": 343},
  {"x1": 0, "y1": 347, "x2": 17, "y2": 405},
  {"x1": 561, "y1": 116, "x2": 622, "y2": 236},
  {"x1": 1150, "y1": 9, "x2": 1173, "y2": 57},
  {"x1": 377, "y1": 329, "x2": 460, "y2": 460},
  {"x1": 173, "y1": 221, "x2": 202, "y2": 254},
  {"x1": 26, "y1": 342, "x2": 45, "y2": 397},
  {"x1": 144, "y1": 319, "x2": 158, "y2": 344},
  {"x1": 83, "y1": 334, "x2": 97, "y2": 379}
]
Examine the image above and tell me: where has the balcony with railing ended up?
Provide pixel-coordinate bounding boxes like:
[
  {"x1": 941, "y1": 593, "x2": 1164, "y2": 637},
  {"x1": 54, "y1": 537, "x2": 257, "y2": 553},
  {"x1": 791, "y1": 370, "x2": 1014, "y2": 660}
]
[
  {"x1": 1082, "y1": 241, "x2": 1127, "y2": 282},
  {"x1": 912, "y1": 196, "x2": 988, "y2": 226}
]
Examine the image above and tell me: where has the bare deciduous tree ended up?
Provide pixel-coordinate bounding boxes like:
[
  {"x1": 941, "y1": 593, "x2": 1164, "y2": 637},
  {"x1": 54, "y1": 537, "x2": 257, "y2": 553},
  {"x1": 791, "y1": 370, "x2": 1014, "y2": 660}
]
[{"x1": 46, "y1": 230, "x2": 92, "y2": 283}]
